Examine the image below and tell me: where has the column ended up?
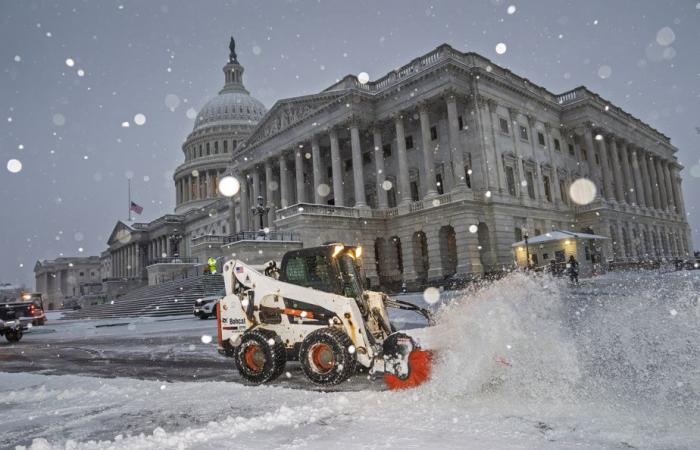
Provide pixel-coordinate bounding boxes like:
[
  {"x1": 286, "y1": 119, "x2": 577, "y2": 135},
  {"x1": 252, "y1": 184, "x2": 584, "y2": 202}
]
[
  {"x1": 616, "y1": 224, "x2": 627, "y2": 260},
  {"x1": 609, "y1": 138, "x2": 625, "y2": 203},
  {"x1": 350, "y1": 121, "x2": 367, "y2": 207},
  {"x1": 311, "y1": 134, "x2": 323, "y2": 204},
  {"x1": 418, "y1": 104, "x2": 437, "y2": 198},
  {"x1": 597, "y1": 133, "x2": 614, "y2": 201},
  {"x1": 394, "y1": 115, "x2": 412, "y2": 205},
  {"x1": 239, "y1": 173, "x2": 250, "y2": 232},
  {"x1": 544, "y1": 124, "x2": 561, "y2": 205},
  {"x1": 583, "y1": 128, "x2": 601, "y2": 196},
  {"x1": 670, "y1": 166, "x2": 685, "y2": 216},
  {"x1": 265, "y1": 159, "x2": 275, "y2": 226},
  {"x1": 619, "y1": 141, "x2": 635, "y2": 205},
  {"x1": 295, "y1": 146, "x2": 306, "y2": 204},
  {"x1": 662, "y1": 161, "x2": 676, "y2": 212},
  {"x1": 446, "y1": 95, "x2": 467, "y2": 188},
  {"x1": 638, "y1": 150, "x2": 653, "y2": 208},
  {"x1": 329, "y1": 128, "x2": 344, "y2": 206},
  {"x1": 654, "y1": 157, "x2": 668, "y2": 211},
  {"x1": 205, "y1": 171, "x2": 211, "y2": 199},
  {"x1": 509, "y1": 108, "x2": 526, "y2": 199},
  {"x1": 279, "y1": 154, "x2": 290, "y2": 209},
  {"x1": 251, "y1": 168, "x2": 261, "y2": 205},
  {"x1": 646, "y1": 154, "x2": 661, "y2": 209},
  {"x1": 373, "y1": 127, "x2": 388, "y2": 208}
]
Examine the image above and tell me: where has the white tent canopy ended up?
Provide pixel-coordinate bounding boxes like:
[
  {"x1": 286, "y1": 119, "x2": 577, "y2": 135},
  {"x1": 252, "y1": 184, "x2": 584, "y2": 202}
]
[{"x1": 511, "y1": 230, "x2": 609, "y2": 247}]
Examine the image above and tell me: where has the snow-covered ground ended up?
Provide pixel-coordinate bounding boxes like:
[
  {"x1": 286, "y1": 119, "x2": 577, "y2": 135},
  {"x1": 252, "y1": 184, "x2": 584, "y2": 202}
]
[{"x1": 2, "y1": 270, "x2": 699, "y2": 449}]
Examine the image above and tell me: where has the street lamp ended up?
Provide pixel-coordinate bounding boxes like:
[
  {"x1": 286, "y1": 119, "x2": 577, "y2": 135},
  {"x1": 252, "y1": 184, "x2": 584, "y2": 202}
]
[
  {"x1": 251, "y1": 195, "x2": 270, "y2": 237},
  {"x1": 169, "y1": 229, "x2": 182, "y2": 259},
  {"x1": 523, "y1": 232, "x2": 530, "y2": 270}
]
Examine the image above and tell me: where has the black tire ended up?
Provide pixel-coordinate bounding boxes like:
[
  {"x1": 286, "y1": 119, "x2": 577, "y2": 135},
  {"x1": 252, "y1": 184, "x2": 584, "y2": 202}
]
[
  {"x1": 234, "y1": 329, "x2": 286, "y2": 384},
  {"x1": 5, "y1": 329, "x2": 22, "y2": 343},
  {"x1": 198, "y1": 313, "x2": 209, "y2": 320},
  {"x1": 299, "y1": 327, "x2": 356, "y2": 385}
]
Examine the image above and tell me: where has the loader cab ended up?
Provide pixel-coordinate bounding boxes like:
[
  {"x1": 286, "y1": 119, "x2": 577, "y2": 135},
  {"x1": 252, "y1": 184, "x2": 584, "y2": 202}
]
[{"x1": 279, "y1": 244, "x2": 365, "y2": 298}]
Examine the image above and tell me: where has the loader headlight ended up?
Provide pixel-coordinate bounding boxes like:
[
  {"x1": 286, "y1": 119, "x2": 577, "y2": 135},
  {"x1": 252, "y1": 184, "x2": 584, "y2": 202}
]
[
  {"x1": 332, "y1": 244, "x2": 344, "y2": 258},
  {"x1": 355, "y1": 246, "x2": 362, "y2": 258}
]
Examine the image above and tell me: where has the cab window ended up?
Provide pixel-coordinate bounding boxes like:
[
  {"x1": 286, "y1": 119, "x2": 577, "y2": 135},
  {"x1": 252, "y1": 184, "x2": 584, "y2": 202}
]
[{"x1": 283, "y1": 254, "x2": 336, "y2": 293}]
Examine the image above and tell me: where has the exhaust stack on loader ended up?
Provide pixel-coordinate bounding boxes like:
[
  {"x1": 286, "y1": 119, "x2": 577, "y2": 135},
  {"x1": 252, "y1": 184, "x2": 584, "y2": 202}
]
[{"x1": 217, "y1": 244, "x2": 434, "y2": 389}]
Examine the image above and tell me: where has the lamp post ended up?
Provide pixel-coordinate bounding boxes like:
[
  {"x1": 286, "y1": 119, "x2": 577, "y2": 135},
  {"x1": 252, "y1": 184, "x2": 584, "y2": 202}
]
[
  {"x1": 523, "y1": 232, "x2": 530, "y2": 270},
  {"x1": 169, "y1": 229, "x2": 182, "y2": 259},
  {"x1": 251, "y1": 195, "x2": 270, "y2": 237}
]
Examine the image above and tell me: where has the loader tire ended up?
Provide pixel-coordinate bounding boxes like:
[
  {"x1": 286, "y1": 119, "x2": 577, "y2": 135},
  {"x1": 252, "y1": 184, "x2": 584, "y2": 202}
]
[
  {"x1": 234, "y1": 329, "x2": 286, "y2": 384},
  {"x1": 5, "y1": 329, "x2": 23, "y2": 343},
  {"x1": 299, "y1": 327, "x2": 356, "y2": 386}
]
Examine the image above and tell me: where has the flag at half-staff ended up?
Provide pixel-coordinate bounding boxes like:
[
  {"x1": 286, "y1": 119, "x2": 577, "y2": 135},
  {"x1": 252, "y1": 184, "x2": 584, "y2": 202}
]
[{"x1": 130, "y1": 201, "x2": 143, "y2": 215}]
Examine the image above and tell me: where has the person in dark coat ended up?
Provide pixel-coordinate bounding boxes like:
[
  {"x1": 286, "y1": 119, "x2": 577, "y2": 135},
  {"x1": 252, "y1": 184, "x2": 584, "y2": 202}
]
[{"x1": 567, "y1": 255, "x2": 579, "y2": 283}]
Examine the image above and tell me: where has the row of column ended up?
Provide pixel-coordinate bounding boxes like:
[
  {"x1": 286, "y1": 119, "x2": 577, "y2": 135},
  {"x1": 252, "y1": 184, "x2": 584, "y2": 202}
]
[
  {"x1": 176, "y1": 169, "x2": 224, "y2": 205},
  {"x1": 236, "y1": 95, "x2": 470, "y2": 231},
  {"x1": 610, "y1": 221, "x2": 689, "y2": 261},
  {"x1": 111, "y1": 236, "x2": 176, "y2": 278},
  {"x1": 111, "y1": 243, "x2": 140, "y2": 279},
  {"x1": 581, "y1": 127, "x2": 684, "y2": 215}
]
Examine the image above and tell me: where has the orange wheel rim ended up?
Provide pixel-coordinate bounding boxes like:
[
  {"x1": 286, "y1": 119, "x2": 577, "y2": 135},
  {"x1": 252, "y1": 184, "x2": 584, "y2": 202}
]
[
  {"x1": 244, "y1": 345, "x2": 265, "y2": 372},
  {"x1": 310, "y1": 343, "x2": 335, "y2": 373}
]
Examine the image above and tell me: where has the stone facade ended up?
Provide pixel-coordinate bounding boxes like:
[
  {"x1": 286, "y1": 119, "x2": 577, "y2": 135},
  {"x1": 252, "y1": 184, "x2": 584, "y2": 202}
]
[
  {"x1": 34, "y1": 41, "x2": 693, "y2": 296},
  {"x1": 227, "y1": 43, "x2": 691, "y2": 288},
  {"x1": 34, "y1": 257, "x2": 102, "y2": 309}
]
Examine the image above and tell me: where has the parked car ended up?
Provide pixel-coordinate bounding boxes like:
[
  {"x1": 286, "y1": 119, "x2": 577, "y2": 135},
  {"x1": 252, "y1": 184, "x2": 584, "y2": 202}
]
[
  {"x1": 19, "y1": 293, "x2": 46, "y2": 326},
  {"x1": 193, "y1": 289, "x2": 224, "y2": 319},
  {"x1": 0, "y1": 302, "x2": 33, "y2": 343}
]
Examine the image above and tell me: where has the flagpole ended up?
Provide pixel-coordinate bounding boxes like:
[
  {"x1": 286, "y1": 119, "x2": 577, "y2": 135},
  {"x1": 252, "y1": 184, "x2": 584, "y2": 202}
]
[{"x1": 128, "y1": 178, "x2": 131, "y2": 222}]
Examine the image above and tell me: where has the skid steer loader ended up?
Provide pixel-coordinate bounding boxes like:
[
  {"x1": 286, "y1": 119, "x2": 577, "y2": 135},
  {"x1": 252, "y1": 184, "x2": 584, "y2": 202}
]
[{"x1": 217, "y1": 243, "x2": 434, "y2": 389}]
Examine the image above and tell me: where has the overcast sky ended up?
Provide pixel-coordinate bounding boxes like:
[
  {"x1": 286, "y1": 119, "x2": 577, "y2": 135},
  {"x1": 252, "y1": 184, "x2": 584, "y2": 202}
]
[{"x1": 1, "y1": 0, "x2": 699, "y2": 287}]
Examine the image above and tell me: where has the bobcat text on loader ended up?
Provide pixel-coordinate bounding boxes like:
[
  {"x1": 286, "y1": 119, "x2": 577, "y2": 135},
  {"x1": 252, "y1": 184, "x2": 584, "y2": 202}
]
[{"x1": 217, "y1": 243, "x2": 434, "y2": 389}]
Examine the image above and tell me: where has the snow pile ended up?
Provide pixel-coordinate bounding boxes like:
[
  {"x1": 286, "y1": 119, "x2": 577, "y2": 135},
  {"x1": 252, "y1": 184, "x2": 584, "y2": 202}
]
[{"x1": 425, "y1": 272, "x2": 580, "y2": 403}]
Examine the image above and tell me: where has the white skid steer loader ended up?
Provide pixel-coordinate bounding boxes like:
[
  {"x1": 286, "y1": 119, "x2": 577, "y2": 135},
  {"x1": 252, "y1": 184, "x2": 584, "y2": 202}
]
[{"x1": 217, "y1": 243, "x2": 434, "y2": 389}]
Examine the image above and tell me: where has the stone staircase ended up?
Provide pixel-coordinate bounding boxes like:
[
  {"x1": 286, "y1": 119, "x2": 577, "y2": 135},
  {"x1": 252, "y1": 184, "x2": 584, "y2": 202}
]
[{"x1": 64, "y1": 274, "x2": 224, "y2": 320}]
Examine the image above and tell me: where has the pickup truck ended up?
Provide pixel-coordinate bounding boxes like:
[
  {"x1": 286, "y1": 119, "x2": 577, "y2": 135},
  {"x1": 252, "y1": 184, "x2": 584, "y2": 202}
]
[{"x1": 0, "y1": 302, "x2": 32, "y2": 343}]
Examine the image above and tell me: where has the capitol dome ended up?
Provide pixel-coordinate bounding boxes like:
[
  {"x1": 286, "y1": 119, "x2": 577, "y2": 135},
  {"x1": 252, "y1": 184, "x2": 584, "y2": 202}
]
[
  {"x1": 173, "y1": 37, "x2": 265, "y2": 215},
  {"x1": 193, "y1": 91, "x2": 266, "y2": 132}
]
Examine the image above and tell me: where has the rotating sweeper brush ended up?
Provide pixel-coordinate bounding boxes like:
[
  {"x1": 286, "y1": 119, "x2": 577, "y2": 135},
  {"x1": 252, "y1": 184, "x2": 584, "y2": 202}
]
[{"x1": 216, "y1": 244, "x2": 434, "y2": 389}]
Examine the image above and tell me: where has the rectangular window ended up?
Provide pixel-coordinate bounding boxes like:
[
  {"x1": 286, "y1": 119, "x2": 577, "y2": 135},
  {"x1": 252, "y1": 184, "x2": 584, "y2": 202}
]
[
  {"x1": 559, "y1": 180, "x2": 568, "y2": 205},
  {"x1": 214, "y1": 141, "x2": 219, "y2": 154},
  {"x1": 436, "y1": 173, "x2": 444, "y2": 195},
  {"x1": 430, "y1": 126, "x2": 438, "y2": 141},
  {"x1": 554, "y1": 138, "x2": 561, "y2": 151},
  {"x1": 514, "y1": 226, "x2": 523, "y2": 242},
  {"x1": 538, "y1": 132, "x2": 546, "y2": 147},
  {"x1": 464, "y1": 164, "x2": 472, "y2": 188},
  {"x1": 505, "y1": 166, "x2": 516, "y2": 196},
  {"x1": 344, "y1": 159, "x2": 352, "y2": 171},
  {"x1": 410, "y1": 181, "x2": 419, "y2": 202},
  {"x1": 568, "y1": 143, "x2": 575, "y2": 156},
  {"x1": 526, "y1": 171, "x2": 536, "y2": 199},
  {"x1": 543, "y1": 175, "x2": 552, "y2": 202},
  {"x1": 595, "y1": 153, "x2": 600, "y2": 165},
  {"x1": 206, "y1": 143, "x2": 210, "y2": 155},
  {"x1": 405, "y1": 136, "x2": 414, "y2": 149},
  {"x1": 362, "y1": 152, "x2": 372, "y2": 165},
  {"x1": 382, "y1": 143, "x2": 392, "y2": 158},
  {"x1": 327, "y1": 167, "x2": 333, "y2": 179},
  {"x1": 499, "y1": 117, "x2": 509, "y2": 134},
  {"x1": 581, "y1": 147, "x2": 588, "y2": 161},
  {"x1": 223, "y1": 140, "x2": 228, "y2": 153},
  {"x1": 79, "y1": 272, "x2": 84, "y2": 277},
  {"x1": 519, "y1": 125, "x2": 528, "y2": 141},
  {"x1": 458, "y1": 116, "x2": 464, "y2": 130},
  {"x1": 198, "y1": 145, "x2": 202, "y2": 157}
]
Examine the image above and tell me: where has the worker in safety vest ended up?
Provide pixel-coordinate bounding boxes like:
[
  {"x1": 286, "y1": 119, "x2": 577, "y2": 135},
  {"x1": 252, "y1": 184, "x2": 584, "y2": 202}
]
[{"x1": 207, "y1": 257, "x2": 217, "y2": 274}]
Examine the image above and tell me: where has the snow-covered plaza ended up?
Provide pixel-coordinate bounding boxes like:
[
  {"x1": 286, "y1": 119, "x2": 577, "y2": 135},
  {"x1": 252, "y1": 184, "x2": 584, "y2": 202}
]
[{"x1": 2, "y1": 270, "x2": 698, "y2": 449}]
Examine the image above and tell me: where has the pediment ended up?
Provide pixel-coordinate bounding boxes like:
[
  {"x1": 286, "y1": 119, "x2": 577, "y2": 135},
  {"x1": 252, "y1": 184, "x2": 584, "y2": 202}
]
[
  {"x1": 107, "y1": 221, "x2": 134, "y2": 246},
  {"x1": 245, "y1": 91, "x2": 348, "y2": 147}
]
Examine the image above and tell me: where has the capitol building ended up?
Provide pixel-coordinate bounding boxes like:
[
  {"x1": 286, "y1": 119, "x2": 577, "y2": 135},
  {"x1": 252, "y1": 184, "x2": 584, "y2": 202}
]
[{"x1": 35, "y1": 39, "x2": 693, "y2": 305}]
